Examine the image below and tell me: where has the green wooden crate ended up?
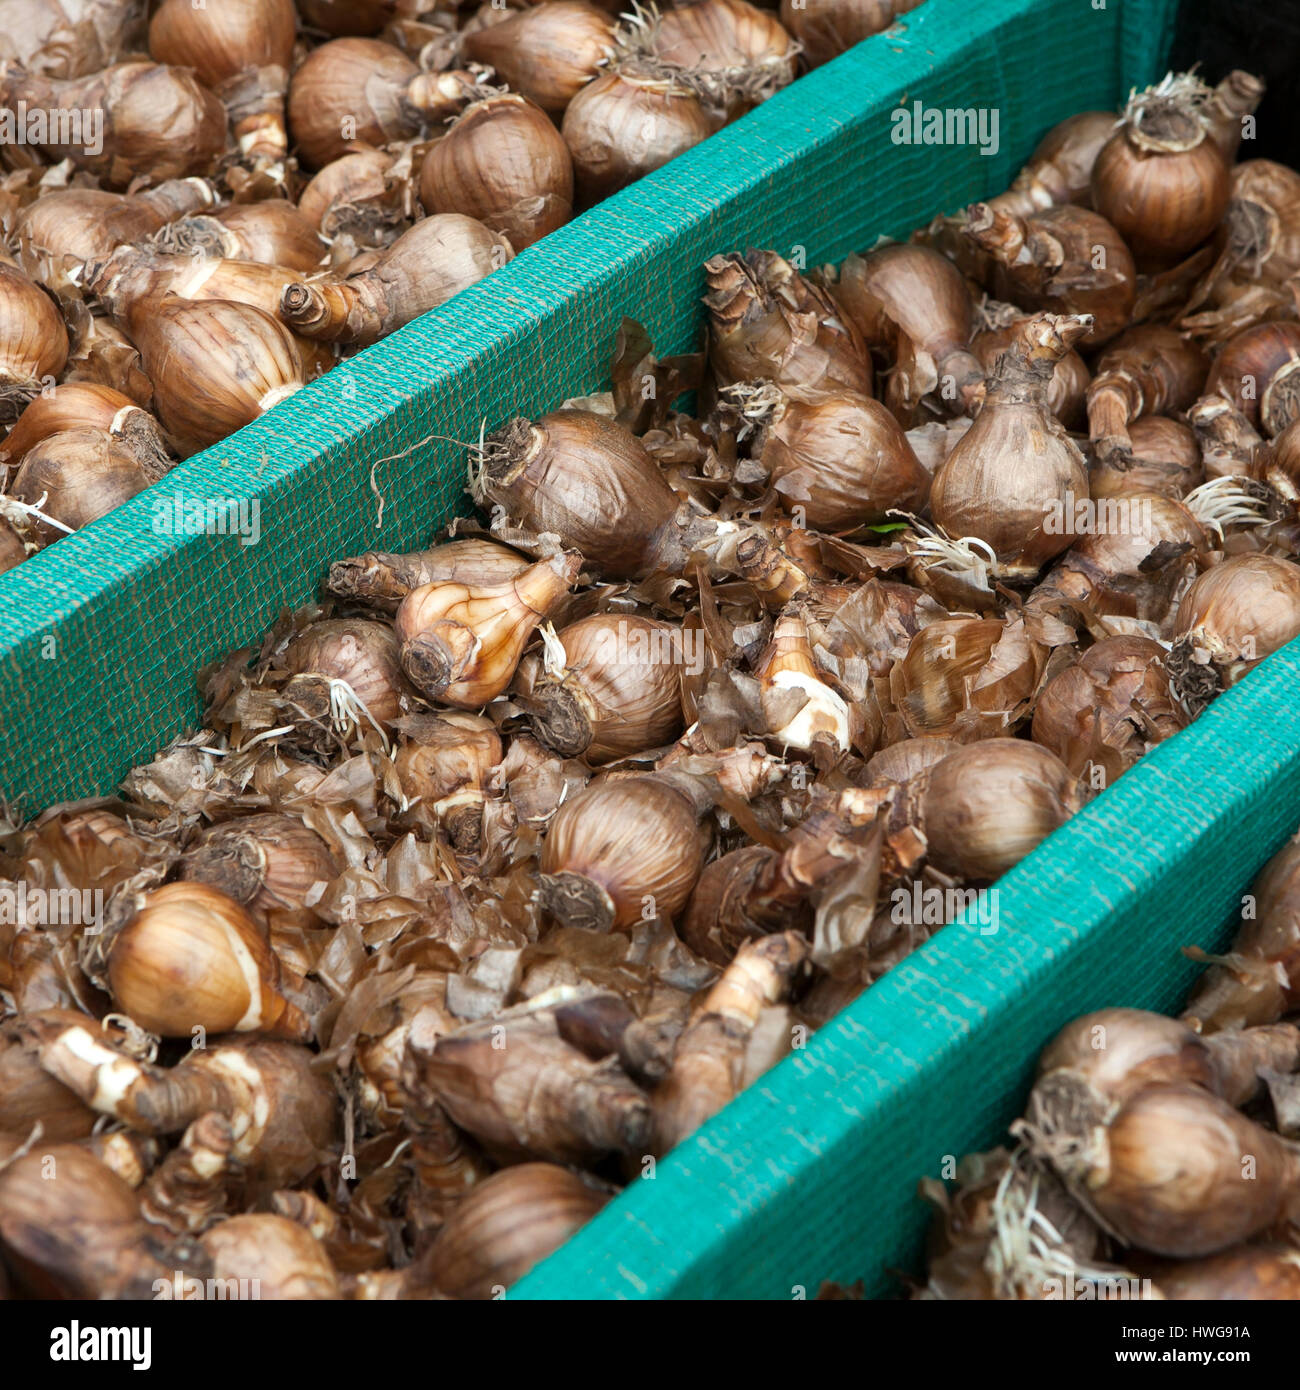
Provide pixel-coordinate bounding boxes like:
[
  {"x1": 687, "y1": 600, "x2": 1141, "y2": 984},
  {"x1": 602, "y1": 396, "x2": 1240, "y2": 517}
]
[{"x1": 2, "y1": 0, "x2": 1242, "y2": 1302}]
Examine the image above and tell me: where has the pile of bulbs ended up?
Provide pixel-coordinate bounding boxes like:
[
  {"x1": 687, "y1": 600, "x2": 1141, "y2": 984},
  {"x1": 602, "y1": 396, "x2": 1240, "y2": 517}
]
[
  {"x1": 916, "y1": 828, "x2": 1300, "y2": 1301},
  {"x1": 0, "y1": 0, "x2": 920, "y2": 574},
  {"x1": 6, "y1": 62, "x2": 1300, "y2": 1301}
]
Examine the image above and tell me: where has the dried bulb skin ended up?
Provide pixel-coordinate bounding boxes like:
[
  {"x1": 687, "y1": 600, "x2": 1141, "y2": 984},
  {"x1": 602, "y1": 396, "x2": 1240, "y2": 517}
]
[
  {"x1": 395, "y1": 551, "x2": 581, "y2": 708},
  {"x1": 106, "y1": 881, "x2": 311, "y2": 1040},
  {"x1": 0, "y1": 264, "x2": 67, "y2": 419},
  {"x1": 128, "y1": 297, "x2": 305, "y2": 458},
  {"x1": 986, "y1": 110, "x2": 1118, "y2": 218},
  {"x1": 424, "y1": 1164, "x2": 609, "y2": 1299},
  {"x1": 921, "y1": 741, "x2": 1079, "y2": 882},
  {"x1": 562, "y1": 66, "x2": 712, "y2": 204},
  {"x1": 1205, "y1": 321, "x2": 1300, "y2": 439},
  {"x1": 1085, "y1": 325, "x2": 1207, "y2": 446},
  {"x1": 472, "y1": 410, "x2": 683, "y2": 579},
  {"x1": 10, "y1": 428, "x2": 153, "y2": 543},
  {"x1": 407, "y1": 997, "x2": 653, "y2": 1164},
  {"x1": 523, "y1": 613, "x2": 686, "y2": 762},
  {"x1": 1168, "y1": 554, "x2": 1300, "y2": 714},
  {"x1": 539, "y1": 776, "x2": 710, "y2": 930},
  {"x1": 779, "y1": 0, "x2": 923, "y2": 67},
  {"x1": 0, "y1": 1145, "x2": 180, "y2": 1299},
  {"x1": 0, "y1": 61, "x2": 228, "y2": 188},
  {"x1": 965, "y1": 203, "x2": 1137, "y2": 347},
  {"x1": 1031, "y1": 635, "x2": 1183, "y2": 777},
  {"x1": 760, "y1": 392, "x2": 930, "y2": 528},
  {"x1": 287, "y1": 37, "x2": 422, "y2": 168},
  {"x1": 0, "y1": 0, "x2": 147, "y2": 79},
  {"x1": 279, "y1": 214, "x2": 511, "y2": 345},
  {"x1": 1183, "y1": 837, "x2": 1300, "y2": 1033},
  {"x1": 1091, "y1": 75, "x2": 1232, "y2": 268},
  {"x1": 654, "y1": 931, "x2": 808, "y2": 1154},
  {"x1": 199, "y1": 1214, "x2": 340, "y2": 1300},
  {"x1": 394, "y1": 712, "x2": 502, "y2": 848},
  {"x1": 1188, "y1": 394, "x2": 1263, "y2": 482},
  {"x1": 888, "y1": 617, "x2": 1042, "y2": 742},
  {"x1": 705, "y1": 249, "x2": 873, "y2": 402},
  {"x1": 421, "y1": 95, "x2": 574, "y2": 251},
  {"x1": 754, "y1": 612, "x2": 851, "y2": 752},
  {"x1": 462, "y1": 1, "x2": 616, "y2": 115},
  {"x1": 328, "y1": 538, "x2": 529, "y2": 612},
  {"x1": 929, "y1": 312, "x2": 1093, "y2": 582},
  {"x1": 179, "y1": 813, "x2": 339, "y2": 915},
  {"x1": 1040, "y1": 1082, "x2": 1300, "y2": 1258},
  {"x1": 834, "y1": 244, "x2": 982, "y2": 420}
]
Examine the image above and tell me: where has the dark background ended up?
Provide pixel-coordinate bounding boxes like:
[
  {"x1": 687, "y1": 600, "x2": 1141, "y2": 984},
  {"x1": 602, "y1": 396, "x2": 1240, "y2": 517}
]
[{"x1": 1172, "y1": 0, "x2": 1300, "y2": 164}]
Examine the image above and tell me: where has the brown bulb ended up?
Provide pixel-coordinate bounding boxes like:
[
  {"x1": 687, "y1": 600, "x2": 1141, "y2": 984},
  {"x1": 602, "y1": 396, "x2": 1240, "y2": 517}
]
[
  {"x1": 921, "y1": 741, "x2": 1079, "y2": 881},
  {"x1": 965, "y1": 203, "x2": 1136, "y2": 347},
  {"x1": 539, "y1": 775, "x2": 711, "y2": 930},
  {"x1": 986, "y1": 110, "x2": 1118, "y2": 218},
  {"x1": 759, "y1": 391, "x2": 930, "y2": 528},
  {"x1": 287, "y1": 37, "x2": 423, "y2": 168},
  {"x1": 9, "y1": 427, "x2": 154, "y2": 544},
  {"x1": 15, "y1": 180, "x2": 215, "y2": 286},
  {"x1": 425, "y1": 1163, "x2": 609, "y2": 1299},
  {"x1": 296, "y1": 147, "x2": 407, "y2": 241},
  {"x1": 127, "y1": 296, "x2": 305, "y2": 458},
  {"x1": 522, "y1": 613, "x2": 686, "y2": 762},
  {"x1": 1031, "y1": 635, "x2": 1183, "y2": 777},
  {"x1": 295, "y1": 0, "x2": 398, "y2": 36},
  {"x1": 1085, "y1": 325, "x2": 1208, "y2": 446},
  {"x1": 158, "y1": 200, "x2": 327, "y2": 273},
  {"x1": 0, "y1": 61, "x2": 227, "y2": 187},
  {"x1": 472, "y1": 409, "x2": 685, "y2": 579},
  {"x1": 971, "y1": 312, "x2": 1089, "y2": 429},
  {"x1": 753, "y1": 611, "x2": 852, "y2": 752},
  {"x1": 199, "y1": 1214, "x2": 340, "y2": 1300},
  {"x1": 90, "y1": 248, "x2": 308, "y2": 326},
  {"x1": 705, "y1": 249, "x2": 873, "y2": 402},
  {"x1": 396, "y1": 552, "x2": 582, "y2": 708},
  {"x1": 1091, "y1": 74, "x2": 1231, "y2": 268},
  {"x1": 106, "y1": 882, "x2": 310, "y2": 1040},
  {"x1": 644, "y1": 0, "x2": 796, "y2": 119},
  {"x1": 0, "y1": 383, "x2": 144, "y2": 466},
  {"x1": 1205, "y1": 321, "x2": 1300, "y2": 439},
  {"x1": 562, "y1": 65, "x2": 712, "y2": 204},
  {"x1": 779, "y1": 0, "x2": 923, "y2": 67},
  {"x1": 149, "y1": 0, "x2": 297, "y2": 163},
  {"x1": 421, "y1": 94, "x2": 573, "y2": 251},
  {"x1": 462, "y1": 1, "x2": 616, "y2": 115},
  {"x1": 928, "y1": 313, "x2": 1092, "y2": 588},
  {"x1": 279, "y1": 214, "x2": 511, "y2": 345},
  {"x1": 836, "y1": 244, "x2": 983, "y2": 422},
  {"x1": 1169, "y1": 553, "x2": 1300, "y2": 713},
  {"x1": 0, "y1": 264, "x2": 67, "y2": 420},
  {"x1": 280, "y1": 617, "x2": 411, "y2": 732},
  {"x1": 179, "y1": 813, "x2": 339, "y2": 916},
  {"x1": 393, "y1": 712, "x2": 502, "y2": 848}
]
